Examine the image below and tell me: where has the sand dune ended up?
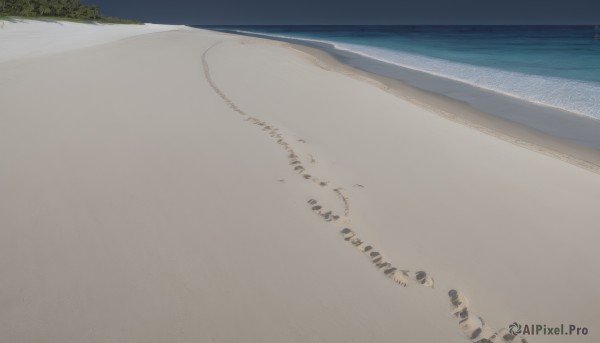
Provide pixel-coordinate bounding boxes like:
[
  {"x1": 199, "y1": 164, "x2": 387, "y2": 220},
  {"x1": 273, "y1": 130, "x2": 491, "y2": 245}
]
[{"x1": 1, "y1": 23, "x2": 599, "y2": 342}]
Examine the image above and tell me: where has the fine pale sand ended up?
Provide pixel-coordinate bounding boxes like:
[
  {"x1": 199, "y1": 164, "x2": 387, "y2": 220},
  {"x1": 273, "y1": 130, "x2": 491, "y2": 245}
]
[{"x1": 1, "y1": 22, "x2": 599, "y2": 342}]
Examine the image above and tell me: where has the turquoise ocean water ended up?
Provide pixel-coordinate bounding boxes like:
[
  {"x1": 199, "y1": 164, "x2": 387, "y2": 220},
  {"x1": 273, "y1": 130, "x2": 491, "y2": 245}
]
[{"x1": 216, "y1": 26, "x2": 600, "y2": 120}]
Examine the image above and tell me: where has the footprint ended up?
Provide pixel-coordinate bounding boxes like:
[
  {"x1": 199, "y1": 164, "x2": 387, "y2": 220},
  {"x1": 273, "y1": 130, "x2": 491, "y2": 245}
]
[
  {"x1": 384, "y1": 267, "x2": 397, "y2": 276},
  {"x1": 369, "y1": 251, "x2": 383, "y2": 264},
  {"x1": 456, "y1": 308, "x2": 470, "y2": 324},
  {"x1": 203, "y1": 45, "x2": 513, "y2": 343},
  {"x1": 459, "y1": 316, "x2": 486, "y2": 341},
  {"x1": 415, "y1": 271, "x2": 434, "y2": 288},
  {"x1": 376, "y1": 261, "x2": 391, "y2": 269},
  {"x1": 391, "y1": 270, "x2": 410, "y2": 287},
  {"x1": 350, "y1": 237, "x2": 362, "y2": 246},
  {"x1": 488, "y1": 329, "x2": 520, "y2": 343},
  {"x1": 359, "y1": 245, "x2": 373, "y2": 253},
  {"x1": 384, "y1": 268, "x2": 409, "y2": 287},
  {"x1": 448, "y1": 289, "x2": 470, "y2": 314},
  {"x1": 341, "y1": 228, "x2": 355, "y2": 241}
]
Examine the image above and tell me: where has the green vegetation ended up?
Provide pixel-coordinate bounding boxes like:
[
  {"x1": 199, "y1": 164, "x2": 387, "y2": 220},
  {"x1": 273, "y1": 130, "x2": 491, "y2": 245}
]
[{"x1": 0, "y1": 0, "x2": 142, "y2": 23}]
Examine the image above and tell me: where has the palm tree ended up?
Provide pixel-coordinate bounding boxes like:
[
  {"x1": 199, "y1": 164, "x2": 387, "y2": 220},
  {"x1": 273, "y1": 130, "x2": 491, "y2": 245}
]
[
  {"x1": 52, "y1": 0, "x2": 65, "y2": 16},
  {"x1": 38, "y1": 0, "x2": 53, "y2": 16},
  {"x1": 61, "y1": 0, "x2": 79, "y2": 17},
  {"x1": 20, "y1": 0, "x2": 37, "y2": 16},
  {"x1": 87, "y1": 5, "x2": 99, "y2": 19},
  {"x1": 76, "y1": 4, "x2": 96, "y2": 19},
  {"x1": 2, "y1": 0, "x2": 16, "y2": 14}
]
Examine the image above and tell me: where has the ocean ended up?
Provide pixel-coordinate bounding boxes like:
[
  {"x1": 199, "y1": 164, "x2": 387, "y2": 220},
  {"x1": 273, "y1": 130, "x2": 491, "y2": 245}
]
[
  {"x1": 221, "y1": 26, "x2": 600, "y2": 119},
  {"x1": 200, "y1": 25, "x2": 600, "y2": 150}
]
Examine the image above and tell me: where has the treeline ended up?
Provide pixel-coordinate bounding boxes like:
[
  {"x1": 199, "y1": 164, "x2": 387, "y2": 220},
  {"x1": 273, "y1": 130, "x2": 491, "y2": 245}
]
[{"x1": 0, "y1": 0, "x2": 141, "y2": 23}]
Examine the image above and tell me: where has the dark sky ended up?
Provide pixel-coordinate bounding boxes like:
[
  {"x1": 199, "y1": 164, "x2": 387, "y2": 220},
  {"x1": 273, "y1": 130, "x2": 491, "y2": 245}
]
[{"x1": 89, "y1": 0, "x2": 600, "y2": 25}]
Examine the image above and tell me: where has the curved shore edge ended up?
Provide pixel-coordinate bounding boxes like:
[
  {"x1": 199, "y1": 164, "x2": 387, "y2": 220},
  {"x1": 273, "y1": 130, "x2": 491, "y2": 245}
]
[
  {"x1": 201, "y1": 40, "x2": 528, "y2": 343},
  {"x1": 227, "y1": 29, "x2": 600, "y2": 121},
  {"x1": 1, "y1": 23, "x2": 599, "y2": 342},
  {"x1": 212, "y1": 28, "x2": 600, "y2": 175}
]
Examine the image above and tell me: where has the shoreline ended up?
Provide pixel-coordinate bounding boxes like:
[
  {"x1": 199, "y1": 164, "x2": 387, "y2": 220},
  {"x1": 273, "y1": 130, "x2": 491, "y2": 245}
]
[
  {"x1": 216, "y1": 29, "x2": 600, "y2": 174},
  {"x1": 2, "y1": 23, "x2": 600, "y2": 342}
]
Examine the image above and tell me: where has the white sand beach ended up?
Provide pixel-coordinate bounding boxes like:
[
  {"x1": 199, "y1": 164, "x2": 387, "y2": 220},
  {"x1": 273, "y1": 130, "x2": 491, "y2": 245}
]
[
  {"x1": 1, "y1": 21, "x2": 599, "y2": 342},
  {"x1": 0, "y1": 19, "x2": 182, "y2": 63}
]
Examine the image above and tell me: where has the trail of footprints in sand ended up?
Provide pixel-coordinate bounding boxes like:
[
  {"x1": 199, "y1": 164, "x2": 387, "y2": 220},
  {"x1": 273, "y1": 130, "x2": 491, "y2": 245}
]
[{"x1": 202, "y1": 42, "x2": 528, "y2": 343}]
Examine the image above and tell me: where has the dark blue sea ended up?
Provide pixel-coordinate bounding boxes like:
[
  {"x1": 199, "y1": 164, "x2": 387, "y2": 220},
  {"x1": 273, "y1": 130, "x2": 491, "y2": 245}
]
[{"x1": 216, "y1": 26, "x2": 600, "y2": 120}]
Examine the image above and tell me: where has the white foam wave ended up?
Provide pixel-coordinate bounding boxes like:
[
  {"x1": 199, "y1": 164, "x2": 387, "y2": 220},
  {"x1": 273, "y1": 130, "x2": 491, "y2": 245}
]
[{"x1": 234, "y1": 30, "x2": 600, "y2": 120}]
